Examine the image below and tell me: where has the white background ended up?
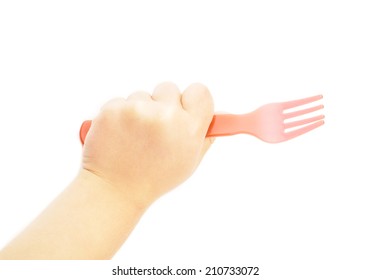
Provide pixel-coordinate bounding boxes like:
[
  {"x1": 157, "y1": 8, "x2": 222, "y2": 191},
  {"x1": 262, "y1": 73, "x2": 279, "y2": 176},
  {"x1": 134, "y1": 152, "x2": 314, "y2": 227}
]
[{"x1": 0, "y1": 0, "x2": 370, "y2": 279}]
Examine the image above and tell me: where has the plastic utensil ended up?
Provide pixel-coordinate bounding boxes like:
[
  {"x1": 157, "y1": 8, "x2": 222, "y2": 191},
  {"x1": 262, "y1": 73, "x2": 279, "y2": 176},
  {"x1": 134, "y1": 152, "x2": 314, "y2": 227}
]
[{"x1": 79, "y1": 95, "x2": 324, "y2": 144}]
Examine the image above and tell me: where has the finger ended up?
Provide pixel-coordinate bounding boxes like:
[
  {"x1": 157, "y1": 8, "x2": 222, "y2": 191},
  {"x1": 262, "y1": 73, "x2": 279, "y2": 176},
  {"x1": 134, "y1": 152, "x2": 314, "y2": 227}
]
[
  {"x1": 126, "y1": 91, "x2": 152, "y2": 102},
  {"x1": 152, "y1": 82, "x2": 181, "y2": 104},
  {"x1": 181, "y1": 83, "x2": 214, "y2": 132}
]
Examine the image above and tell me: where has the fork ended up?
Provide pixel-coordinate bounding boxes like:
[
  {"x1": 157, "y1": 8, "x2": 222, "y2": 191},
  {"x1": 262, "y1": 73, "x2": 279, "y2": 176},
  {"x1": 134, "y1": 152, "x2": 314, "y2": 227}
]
[{"x1": 79, "y1": 95, "x2": 324, "y2": 144}]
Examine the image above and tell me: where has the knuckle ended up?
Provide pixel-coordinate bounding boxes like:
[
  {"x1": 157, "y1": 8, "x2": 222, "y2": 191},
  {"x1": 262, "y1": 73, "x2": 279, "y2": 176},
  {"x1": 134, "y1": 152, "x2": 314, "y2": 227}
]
[
  {"x1": 189, "y1": 82, "x2": 210, "y2": 94},
  {"x1": 122, "y1": 101, "x2": 145, "y2": 118},
  {"x1": 156, "y1": 81, "x2": 177, "y2": 89},
  {"x1": 127, "y1": 90, "x2": 151, "y2": 100},
  {"x1": 186, "y1": 83, "x2": 213, "y2": 104}
]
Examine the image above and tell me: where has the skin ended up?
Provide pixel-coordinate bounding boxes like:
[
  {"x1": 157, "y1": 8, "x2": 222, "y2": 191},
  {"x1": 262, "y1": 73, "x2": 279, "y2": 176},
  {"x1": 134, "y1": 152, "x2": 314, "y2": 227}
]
[{"x1": 0, "y1": 82, "x2": 214, "y2": 259}]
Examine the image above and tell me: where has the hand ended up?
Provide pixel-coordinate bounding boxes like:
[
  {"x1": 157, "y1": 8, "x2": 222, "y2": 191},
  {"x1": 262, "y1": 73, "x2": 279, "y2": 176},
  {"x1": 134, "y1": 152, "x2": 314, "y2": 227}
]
[
  {"x1": 0, "y1": 82, "x2": 214, "y2": 260},
  {"x1": 81, "y1": 82, "x2": 214, "y2": 208}
]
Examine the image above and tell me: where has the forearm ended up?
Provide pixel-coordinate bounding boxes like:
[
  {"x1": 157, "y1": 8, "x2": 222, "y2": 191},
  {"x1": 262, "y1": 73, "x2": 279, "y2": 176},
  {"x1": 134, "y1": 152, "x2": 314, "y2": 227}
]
[{"x1": 0, "y1": 169, "x2": 147, "y2": 260}]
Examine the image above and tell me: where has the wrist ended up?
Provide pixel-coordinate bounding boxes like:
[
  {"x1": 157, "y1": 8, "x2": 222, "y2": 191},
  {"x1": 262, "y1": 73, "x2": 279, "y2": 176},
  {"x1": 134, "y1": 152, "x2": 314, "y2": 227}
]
[{"x1": 75, "y1": 168, "x2": 153, "y2": 213}]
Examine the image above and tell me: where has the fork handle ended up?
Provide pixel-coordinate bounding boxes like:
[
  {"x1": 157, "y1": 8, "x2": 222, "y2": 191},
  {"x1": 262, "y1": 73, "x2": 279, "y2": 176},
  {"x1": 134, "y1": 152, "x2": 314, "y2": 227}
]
[
  {"x1": 79, "y1": 114, "x2": 253, "y2": 144},
  {"x1": 207, "y1": 114, "x2": 254, "y2": 137}
]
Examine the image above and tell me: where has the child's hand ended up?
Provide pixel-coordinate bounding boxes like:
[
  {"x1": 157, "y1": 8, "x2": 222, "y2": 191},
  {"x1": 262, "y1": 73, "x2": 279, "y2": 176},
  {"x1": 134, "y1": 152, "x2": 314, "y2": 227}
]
[
  {"x1": 0, "y1": 82, "x2": 214, "y2": 260},
  {"x1": 82, "y1": 82, "x2": 214, "y2": 207}
]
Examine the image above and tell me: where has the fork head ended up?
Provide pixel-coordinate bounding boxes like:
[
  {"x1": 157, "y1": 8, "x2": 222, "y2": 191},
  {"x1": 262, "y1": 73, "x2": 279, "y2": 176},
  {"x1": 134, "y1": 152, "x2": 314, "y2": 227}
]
[{"x1": 255, "y1": 95, "x2": 325, "y2": 143}]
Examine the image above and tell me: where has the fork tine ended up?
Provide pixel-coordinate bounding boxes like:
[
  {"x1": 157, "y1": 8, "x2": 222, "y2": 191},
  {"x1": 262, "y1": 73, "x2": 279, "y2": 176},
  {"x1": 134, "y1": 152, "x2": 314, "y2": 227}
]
[
  {"x1": 284, "y1": 104, "x2": 324, "y2": 119},
  {"x1": 284, "y1": 120, "x2": 325, "y2": 141},
  {"x1": 284, "y1": 115, "x2": 325, "y2": 130},
  {"x1": 282, "y1": 95, "x2": 323, "y2": 110}
]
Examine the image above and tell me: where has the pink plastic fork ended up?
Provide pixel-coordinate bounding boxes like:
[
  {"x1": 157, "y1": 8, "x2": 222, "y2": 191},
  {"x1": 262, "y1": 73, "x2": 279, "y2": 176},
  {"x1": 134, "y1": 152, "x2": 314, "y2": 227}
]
[{"x1": 79, "y1": 95, "x2": 324, "y2": 144}]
